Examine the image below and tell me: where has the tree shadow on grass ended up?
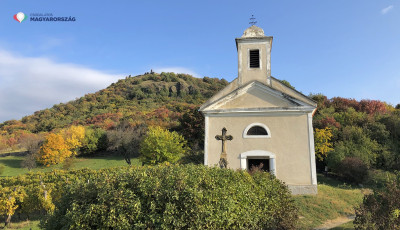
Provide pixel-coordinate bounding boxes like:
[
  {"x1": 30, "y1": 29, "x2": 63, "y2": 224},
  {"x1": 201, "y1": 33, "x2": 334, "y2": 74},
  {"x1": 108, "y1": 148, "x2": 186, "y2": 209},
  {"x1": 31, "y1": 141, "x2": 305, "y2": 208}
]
[
  {"x1": 317, "y1": 174, "x2": 359, "y2": 189},
  {"x1": 0, "y1": 158, "x2": 23, "y2": 168}
]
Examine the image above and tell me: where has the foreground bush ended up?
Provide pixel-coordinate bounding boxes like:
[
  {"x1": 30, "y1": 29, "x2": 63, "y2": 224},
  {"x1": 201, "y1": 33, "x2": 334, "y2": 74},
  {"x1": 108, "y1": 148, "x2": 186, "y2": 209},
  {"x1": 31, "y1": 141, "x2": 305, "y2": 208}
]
[
  {"x1": 354, "y1": 177, "x2": 400, "y2": 229},
  {"x1": 41, "y1": 165, "x2": 297, "y2": 229}
]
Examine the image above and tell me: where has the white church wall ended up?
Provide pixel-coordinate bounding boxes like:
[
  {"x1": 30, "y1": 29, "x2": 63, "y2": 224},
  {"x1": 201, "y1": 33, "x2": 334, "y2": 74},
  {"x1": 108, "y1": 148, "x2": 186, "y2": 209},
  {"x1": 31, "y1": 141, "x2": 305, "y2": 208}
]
[{"x1": 206, "y1": 113, "x2": 312, "y2": 186}]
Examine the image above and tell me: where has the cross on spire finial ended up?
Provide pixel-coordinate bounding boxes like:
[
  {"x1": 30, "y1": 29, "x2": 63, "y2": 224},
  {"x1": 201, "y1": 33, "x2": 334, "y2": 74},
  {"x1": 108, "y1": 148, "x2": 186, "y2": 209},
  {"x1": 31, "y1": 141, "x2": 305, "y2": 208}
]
[{"x1": 249, "y1": 14, "x2": 257, "y2": 26}]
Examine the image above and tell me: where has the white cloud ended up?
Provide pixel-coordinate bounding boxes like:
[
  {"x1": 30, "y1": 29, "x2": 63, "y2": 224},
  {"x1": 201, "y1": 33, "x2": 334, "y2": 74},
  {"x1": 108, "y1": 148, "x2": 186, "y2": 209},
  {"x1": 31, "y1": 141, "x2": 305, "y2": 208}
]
[
  {"x1": 381, "y1": 5, "x2": 394, "y2": 15},
  {"x1": 0, "y1": 50, "x2": 124, "y2": 122},
  {"x1": 153, "y1": 67, "x2": 202, "y2": 78}
]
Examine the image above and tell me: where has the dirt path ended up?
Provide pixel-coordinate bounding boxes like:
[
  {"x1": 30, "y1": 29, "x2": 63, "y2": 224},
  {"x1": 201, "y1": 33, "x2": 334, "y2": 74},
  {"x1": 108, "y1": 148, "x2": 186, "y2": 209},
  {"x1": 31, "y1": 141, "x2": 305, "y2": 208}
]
[{"x1": 314, "y1": 215, "x2": 355, "y2": 230}]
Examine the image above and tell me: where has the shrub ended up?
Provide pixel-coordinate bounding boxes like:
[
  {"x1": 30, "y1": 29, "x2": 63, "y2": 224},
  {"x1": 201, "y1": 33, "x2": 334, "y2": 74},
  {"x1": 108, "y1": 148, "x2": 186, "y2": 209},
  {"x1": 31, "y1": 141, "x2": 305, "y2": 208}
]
[
  {"x1": 41, "y1": 165, "x2": 298, "y2": 229},
  {"x1": 140, "y1": 126, "x2": 189, "y2": 165},
  {"x1": 62, "y1": 157, "x2": 75, "y2": 170},
  {"x1": 365, "y1": 169, "x2": 398, "y2": 188},
  {"x1": 179, "y1": 149, "x2": 204, "y2": 164},
  {"x1": 79, "y1": 128, "x2": 107, "y2": 155},
  {"x1": 336, "y1": 157, "x2": 368, "y2": 184},
  {"x1": 354, "y1": 177, "x2": 400, "y2": 229}
]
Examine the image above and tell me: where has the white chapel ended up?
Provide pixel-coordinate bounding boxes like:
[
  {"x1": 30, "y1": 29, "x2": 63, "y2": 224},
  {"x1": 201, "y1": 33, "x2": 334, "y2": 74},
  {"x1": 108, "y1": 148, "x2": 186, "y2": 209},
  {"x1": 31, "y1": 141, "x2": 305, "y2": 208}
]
[{"x1": 199, "y1": 25, "x2": 318, "y2": 195}]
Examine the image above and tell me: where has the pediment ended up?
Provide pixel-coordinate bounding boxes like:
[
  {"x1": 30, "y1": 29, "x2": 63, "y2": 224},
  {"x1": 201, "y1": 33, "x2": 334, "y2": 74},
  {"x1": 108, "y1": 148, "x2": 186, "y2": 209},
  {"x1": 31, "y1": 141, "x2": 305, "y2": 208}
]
[
  {"x1": 201, "y1": 81, "x2": 312, "y2": 112},
  {"x1": 218, "y1": 86, "x2": 294, "y2": 109}
]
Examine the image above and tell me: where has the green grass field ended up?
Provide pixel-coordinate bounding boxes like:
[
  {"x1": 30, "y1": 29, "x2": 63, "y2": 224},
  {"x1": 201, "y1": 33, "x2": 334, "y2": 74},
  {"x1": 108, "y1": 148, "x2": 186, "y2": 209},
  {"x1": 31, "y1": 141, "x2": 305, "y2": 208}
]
[
  {"x1": 1, "y1": 220, "x2": 41, "y2": 230},
  {"x1": 0, "y1": 155, "x2": 140, "y2": 177},
  {"x1": 294, "y1": 175, "x2": 365, "y2": 229}
]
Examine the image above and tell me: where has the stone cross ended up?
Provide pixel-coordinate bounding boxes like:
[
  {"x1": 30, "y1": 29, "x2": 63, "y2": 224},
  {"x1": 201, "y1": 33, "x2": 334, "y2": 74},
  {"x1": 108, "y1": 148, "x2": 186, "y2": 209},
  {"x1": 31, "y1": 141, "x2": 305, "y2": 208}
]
[{"x1": 215, "y1": 127, "x2": 233, "y2": 168}]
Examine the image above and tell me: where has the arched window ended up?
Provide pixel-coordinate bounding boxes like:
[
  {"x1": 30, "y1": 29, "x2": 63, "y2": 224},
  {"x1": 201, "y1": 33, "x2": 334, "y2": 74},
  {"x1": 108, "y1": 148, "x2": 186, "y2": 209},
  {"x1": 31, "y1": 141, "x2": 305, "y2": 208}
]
[
  {"x1": 243, "y1": 123, "x2": 271, "y2": 138},
  {"x1": 247, "y1": 126, "x2": 268, "y2": 135}
]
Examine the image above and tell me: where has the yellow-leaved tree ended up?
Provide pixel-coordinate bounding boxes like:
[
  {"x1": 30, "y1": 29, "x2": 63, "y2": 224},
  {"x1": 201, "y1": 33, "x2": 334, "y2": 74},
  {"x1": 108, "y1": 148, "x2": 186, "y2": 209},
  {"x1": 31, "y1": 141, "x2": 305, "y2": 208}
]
[
  {"x1": 0, "y1": 187, "x2": 26, "y2": 227},
  {"x1": 314, "y1": 127, "x2": 334, "y2": 161},
  {"x1": 62, "y1": 125, "x2": 85, "y2": 154},
  {"x1": 37, "y1": 126, "x2": 85, "y2": 166},
  {"x1": 37, "y1": 133, "x2": 71, "y2": 166}
]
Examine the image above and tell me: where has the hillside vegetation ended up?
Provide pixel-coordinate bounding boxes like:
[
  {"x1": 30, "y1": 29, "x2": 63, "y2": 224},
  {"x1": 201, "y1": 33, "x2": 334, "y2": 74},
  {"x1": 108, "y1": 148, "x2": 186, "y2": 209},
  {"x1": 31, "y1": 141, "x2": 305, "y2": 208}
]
[
  {"x1": 0, "y1": 73, "x2": 228, "y2": 135},
  {"x1": 1, "y1": 72, "x2": 400, "y2": 184},
  {"x1": 1, "y1": 72, "x2": 400, "y2": 229}
]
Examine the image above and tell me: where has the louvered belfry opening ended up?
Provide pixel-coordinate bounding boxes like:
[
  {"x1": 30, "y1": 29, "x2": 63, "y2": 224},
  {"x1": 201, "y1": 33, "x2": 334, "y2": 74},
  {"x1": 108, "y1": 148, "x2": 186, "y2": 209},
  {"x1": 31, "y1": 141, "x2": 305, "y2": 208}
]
[{"x1": 249, "y1": 49, "x2": 260, "y2": 68}]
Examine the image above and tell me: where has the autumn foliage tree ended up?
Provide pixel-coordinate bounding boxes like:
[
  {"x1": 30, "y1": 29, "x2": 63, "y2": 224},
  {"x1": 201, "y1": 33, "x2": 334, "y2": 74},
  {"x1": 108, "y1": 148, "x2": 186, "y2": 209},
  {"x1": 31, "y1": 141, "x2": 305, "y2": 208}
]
[
  {"x1": 0, "y1": 135, "x2": 8, "y2": 152},
  {"x1": 0, "y1": 187, "x2": 25, "y2": 227},
  {"x1": 37, "y1": 133, "x2": 71, "y2": 166},
  {"x1": 62, "y1": 125, "x2": 85, "y2": 155},
  {"x1": 37, "y1": 126, "x2": 85, "y2": 166},
  {"x1": 314, "y1": 127, "x2": 334, "y2": 161}
]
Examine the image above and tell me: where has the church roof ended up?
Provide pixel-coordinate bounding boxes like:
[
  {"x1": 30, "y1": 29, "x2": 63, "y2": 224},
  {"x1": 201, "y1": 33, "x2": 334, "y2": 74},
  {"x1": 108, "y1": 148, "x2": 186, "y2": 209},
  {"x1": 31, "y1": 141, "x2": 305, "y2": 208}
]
[
  {"x1": 199, "y1": 78, "x2": 317, "y2": 113},
  {"x1": 200, "y1": 25, "x2": 316, "y2": 114}
]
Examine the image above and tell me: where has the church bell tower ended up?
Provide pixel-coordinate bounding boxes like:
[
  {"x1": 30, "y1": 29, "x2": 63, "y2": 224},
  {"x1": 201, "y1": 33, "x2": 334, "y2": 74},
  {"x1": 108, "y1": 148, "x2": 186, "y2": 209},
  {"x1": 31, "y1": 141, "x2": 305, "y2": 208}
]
[{"x1": 236, "y1": 25, "x2": 273, "y2": 86}]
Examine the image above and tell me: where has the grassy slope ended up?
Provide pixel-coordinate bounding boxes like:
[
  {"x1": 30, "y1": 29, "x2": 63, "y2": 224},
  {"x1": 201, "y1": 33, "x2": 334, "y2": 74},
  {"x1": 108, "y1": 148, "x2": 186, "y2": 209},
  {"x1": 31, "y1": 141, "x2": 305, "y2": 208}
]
[
  {"x1": 0, "y1": 155, "x2": 140, "y2": 177},
  {"x1": 294, "y1": 174, "x2": 365, "y2": 229},
  {"x1": 0, "y1": 220, "x2": 41, "y2": 230}
]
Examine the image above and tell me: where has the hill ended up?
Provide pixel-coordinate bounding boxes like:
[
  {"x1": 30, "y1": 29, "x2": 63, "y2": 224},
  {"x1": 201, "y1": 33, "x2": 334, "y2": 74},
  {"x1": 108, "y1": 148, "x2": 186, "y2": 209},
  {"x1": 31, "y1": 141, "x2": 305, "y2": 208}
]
[
  {"x1": 0, "y1": 72, "x2": 228, "y2": 136},
  {"x1": 1, "y1": 72, "x2": 400, "y2": 178}
]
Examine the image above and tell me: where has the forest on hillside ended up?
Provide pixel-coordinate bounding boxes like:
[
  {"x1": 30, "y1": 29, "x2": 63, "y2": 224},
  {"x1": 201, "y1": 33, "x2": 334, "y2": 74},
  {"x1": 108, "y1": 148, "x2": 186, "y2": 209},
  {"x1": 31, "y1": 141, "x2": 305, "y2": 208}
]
[
  {"x1": 0, "y1": 72, "x2": 400, "y2": 183},
  {"x1": 0, "y1": 72, "x2": 228, "y2": 134}
]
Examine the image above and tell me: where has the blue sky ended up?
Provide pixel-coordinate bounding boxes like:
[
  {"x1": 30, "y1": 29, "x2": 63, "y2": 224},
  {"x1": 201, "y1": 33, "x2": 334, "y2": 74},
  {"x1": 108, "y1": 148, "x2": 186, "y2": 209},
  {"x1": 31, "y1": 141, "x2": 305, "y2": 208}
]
[{"x1": 0, "y1": 0, "x2": 399, "y2": 122}]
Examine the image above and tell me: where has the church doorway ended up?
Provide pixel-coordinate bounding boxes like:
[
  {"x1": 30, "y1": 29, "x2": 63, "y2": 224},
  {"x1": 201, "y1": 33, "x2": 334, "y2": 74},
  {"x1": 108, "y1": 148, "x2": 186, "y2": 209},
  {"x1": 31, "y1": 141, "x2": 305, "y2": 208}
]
[
  {"x1": 247, "y1": 158, "x2": 270, "y2": 172},
  {"x1": 240, "y1": 150, "x2": 276, "y2": 175}
]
